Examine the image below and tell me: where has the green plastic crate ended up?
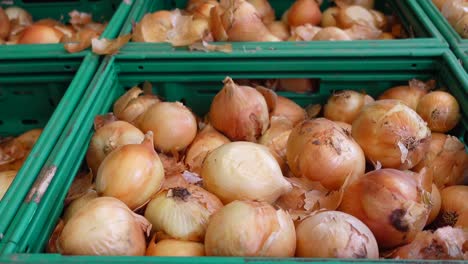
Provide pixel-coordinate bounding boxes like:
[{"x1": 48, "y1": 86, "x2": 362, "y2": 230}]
[
  {"x1": 0, "y1": 51, "x2": 466, "y2": 264},
  {"x1": 418, "y1": 0, "x2": 468, "y2": 50},
  {"x1": 0, "y1": 0, "x2": 134, "y2": 75},
  {"x1": 453, "y1": 46, "x2": 468, "y2": 73},
  {"x1": 115, "y1": 0, "x2": 448, "y2": 61}
]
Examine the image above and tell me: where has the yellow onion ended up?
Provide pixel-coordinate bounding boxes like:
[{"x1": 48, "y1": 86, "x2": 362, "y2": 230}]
[
  {"x1": 0, "y1": 8, "x2": 10, "y2": 40},
  {"x1": 86, "y1": 119, "x2": 144, "y2": 175},
  {"x1": 378, "y1": 79, "x2": 431, "y2": 110},
  {"x1": 313, "y1": 27, "x2": 352, "y2": 41},
  {"x1": 258, "y1": 117, "x2": 293, "y2": 172},
  {"x1": 339, "y1": 168, "x2": 431, "y2": 249},
  {"x1": 188, "y1": 0, "x2": 219, "y2": 19},
  {"x1": 246, "y1": 0, "x2": 275, "y2": 24},
  {"x1": 184, "y1": 125, "x2": 230, "y2": 174},
  {"x1": 296, "y1": 211, "x2": 379, "y2": 258},
  {"x1": 113, "y1": 86, "x2": 160, "y2": 124},
  {"x1": 277, "y1": 78, "x2": 316, "y2": 93},
  {"x1": 287, "y1": 118, "x2": 365, "y2": 190},
  {"x1": 391, "y1": 226, "x2": 467, "y2": 260},
  {"x1": 324, "y1": 90, "x2": 374, "y2": 124},
  {"x1": 201, "y1": 141, "x2": 292, "y2": 204},
  {"x1": 210, "y1": 77, "x2": 269, "y2": 142},
  {"x1": 146, "y1": 234, "x2": 205, "y2": 256},
  {"x1": 96, "y1": 132, "x2": 164, "y2": 210},
  {"x1": 132, "y1": 11, "x2": 173, "y2": 42},
  {"x1": 139, "y1": 101, "x2": 197, "y2": 153},
  {"x1": 335, "y1": 121, "x2": 352, "y2": 133},
  {"x1": 427, "y1": 183, "x2": 442, "y2": 226},
  {"x1": 454, "y1": 14, "x2": 468, "y2": 38},
  {"x1": 63, "y1": 189, "x2": 98, "y2": 223},
  {"x1": 438, "y1": 185, "x2": 468, "y2": 226},
  {"x1": 221, "y1": 0, "x2": 280, "y2": 42},
  {"x1": 271, "y1": 96, "x2": 306, "y2": 125},
  {"x1": 46, "y1": 219, "x2": 64, "y2": 253},
  {"x1": 416, "y1": 91, "x2": 461, "y2": 133},
  {"x1": 335, "y1": 0, "x2": 375, "y2": 9},
  {"x1": 5, "y1": 7, "x2": 33, "y2": 26},
  {"x1": 159, "y1": 153, "x2": 187, "y2": 179},
  {"x1": 441, "y1": 0, "x2": 468, "y2": 26},
  {"x1": 0, "y1": 170, "x2": 16, "y2": 200},
  {"x1": 18, "y1": 25, "x2": 63, "y2": 44},
  {"x1": 288, "y1": 24, "x2": 322, "y2": 41},
  {"x1": 144, "y1": 185, "x2": 223, "y2": 242},
  {"x1": 205, "y1": 200, "x2": 296, "y2": 257},
  {"x1": 267, "y1": 21, "x2": 290, "y2": 40},
  {"x1": 286, "y1": 0, "x2": 322, "y2": 27},
  {"x1": 433, "y1": 0, "x2": 447, "y2": 10},
  {"x1": 352, "y1": 100, "x2": 431, "y2": 170},
  {"x1": 57, "y1": 197, "x2": 151, "y2": 256},
  {"x1": 337, "y1": 5, "x2": 382, "y2": 29},
  {"x1": 413, "y1": 133, "x2": 468, "y2": 188},
  {"x1": 321, "y1": 7, "x2": 340, "y2": 27}
]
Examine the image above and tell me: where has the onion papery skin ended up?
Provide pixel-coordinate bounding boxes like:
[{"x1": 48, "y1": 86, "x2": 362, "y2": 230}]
[
  {"x1": 0, "y1": 170, "x2": 16, "y2": 200},
  {"x1": 352, "y1": 99, "x2": 431, "y2": 170}
]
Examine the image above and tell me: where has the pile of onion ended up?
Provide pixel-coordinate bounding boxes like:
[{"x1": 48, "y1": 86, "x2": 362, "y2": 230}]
[
  {"x1": 324, "y1": 90, "x2": 374, "y2": 124},
  {"x1": 339, "y1": 168, "x2": 432, "y2": 249},
  {"x1": 204, "y1": 200, "x2": 296, "y2": 257},
  {"x1": 378, "y1": 79, "x2": 432, "y2": 110},
  {"x1": 113, "y1": 86, "x2": 160, "y2": 125},
  {"x1": 352, "y1": 99, "x2": 431, "y2": 170},
  {"x1": 287, "y1": 118, "x2": 366, "y2": 190},
  {"x1": 258, "y1": 116, "x2": 293, "y2": 172}
]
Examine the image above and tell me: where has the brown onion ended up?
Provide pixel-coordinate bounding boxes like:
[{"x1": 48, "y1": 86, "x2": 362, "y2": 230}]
[
  {"x1": 0, "y1": 8, "x2": 10, "y2": 40},
  {"x1": 391, "y1": 226, "x2": 467, "y2": 260},
  {"x1": 427, "y1": 183, "x2": 442, "y2": 226},
  {"x1": 324, "y1": 90, "x2": 374, "y2": 124},
  {"x1": 277, "y1": 79, "x2": 315, "y2": 93},
  {"x1": 267, "y1": 21, "x2": 290, "y2": 40},
  {"x1": 144, "y1": 185, "x2": 223, "y2": 242},
  {"x1": 139, "y1": 101, "x2": 197, "y2": 153},
  {"x1": 288, "y1": 24, "x2": 322, "y2": 41},
  {"x1": 63, "y1": 189, "x2": 98, "y2": 223},
  {"x1": 18, "y1": 25, "x2": 63, "y2": 44},
  {"x1": 287, "y1": 118, "x2": 365, "y2": 190},
  {"x1": 438, "y1": 185, "x2": 468, "y2": 226},
  {"x1": 335, "y1": 0, "x2": 375, "y2": 9},
  {"x1": 96, "y1": 132, "x2": 164, "y2": 210},
  {"x1": 337, "y1": 5, "x2": 381, "y2": 29},
  {"x1": 413, "y1": 133, "x2": 468, "y2": 188},
  {"x1": 246, "y1": 0, "x2": 275, "y2": 24},
  {"x1": 204, "y1": 200, "x2": 296, "y2": 257},
  {"x1": 271, "y1": 96, "x2": 306, "y2": 125},
  {"x1": 378, "y1": 79, "x2": 431, "y2": 110},
  {"x1": 296, "y1": 211, "x2": 379, "y2": 258},
  {"x1": 86, "y1": 119, "x2": 144, "y2": 175},
  {"x1": 210, "y1": 77, "x2": 269, "y2": 142},
  {"x1": 0, "y1": 170, "x2": 16, "y2": 200},
  {"x1": 113, "y1": 86, "x2": 160, "y2": 124},
  {"x1": 57, "y1": 197, "x2": 151, "y2": 256},
  {"x1": 132, "y1": 11, "x2": 173, "y2": 42},
  {"x1": 321, "y1": 7, "x2": 340, "y2": 27},
  {"x1": 287, "y1": 0, "x2": 322, "y2": 27},
  {"x1": 146, "y1": 235, "x2": 205, "y2": 256},
  {"x1": 201, "y1": 141, "x2": 292, "y2": 204},
  {"x1": 339, "y1": 168, "x2": 431, "y2": 249},
  {"x1": 352, "y1": 100, "x2": 431, "y2": 170},
  {"x1": 313, "y1": 27, "x2": 352, "y2": 40},
  {"x1": 416, "y1": 91, "x2": 461, "y2": 133},
  {"x1": 258, "y1": 117, "x2": 293, "y2": 172}
]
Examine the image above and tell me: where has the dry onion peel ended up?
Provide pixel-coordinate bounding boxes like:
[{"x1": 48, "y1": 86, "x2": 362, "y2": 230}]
[
  {"x1": 91, "y1": 34, "x2": 131, "y2": 55},
  {"x1": 189, "y1": 41, "x2": 233, "y2": 53}
]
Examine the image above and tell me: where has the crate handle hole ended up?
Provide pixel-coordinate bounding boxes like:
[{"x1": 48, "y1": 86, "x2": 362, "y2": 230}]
[
  {"x1": 64, "y1": 65, "x2": 72, "y2": 70},
  {"x1": 49, "y1": 98, "x2": 56, "y2": 107},
  {"x1": 180, "y1": 98, "x2": 187, "y2": 105},
  {"x1": 13, "y1": 90, "x2": 34, "y2": 95},
  {"x1": 138, "y1": 66, "x2": 144, "y2": 70},
  {"x1": 411, "y1": 64, "x2": 417, "y2": 68},
  {"x1": 0, "y1": 120, "x2": 3, "y2": 125},
  {"x1": 22, "y1": 119, "x2": 39, "y2": 125}
]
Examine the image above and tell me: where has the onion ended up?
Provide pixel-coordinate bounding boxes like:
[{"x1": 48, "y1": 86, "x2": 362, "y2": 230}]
[
  {"x1": 57, "y1": 197, "x2": 151, "y2": 256},
  {"x1": 144, "y1": 185, "x2": 223, "y2": 242},
  {"x1": 113, "y1": 86, "x2": 160, "y2": 124},
  {"x1": 46, "y1": 219, "x2": 64, "y2": 253},
  {"x1": 201, "y1": 141, "x2": 292, "y2": 204},
  {"x1": 271, "y1": 96, "x2": 307, "y2": 125},
  {"x1": 288, "y1": 24, "x2": 322, "y2": 41},
  {"x1": 427, "y1": 184, "x2": 442, "y2": 226},
  {"x1": 441, "y1": 0, "x2": 468, "y2": 27},
  {"x1": 0, "y1": 170, "x2": 16, "y2": 200},
  {"x1": 335, "y1": 0, "x2": 375, "y2": 9},
  {"x1": 286, "y1": 118, "x2": 365, "y2": 190},
  {"x1": 139, "y1": 101, "x2": 197, "y2": 153},
  {"x1": 286, "y1": 0, "x2": 322, "y2": 27},
  {"x1": 209, "y1": 77, "x2": 269, "y2": 142},
  {"x1": 337, "y1": 5, "x2": 381, "y2": 29},
  {"x1": 258, "y1": 117, "x2": 293, "y2": 172},
  {"x1": 221, "y1": 0, "x2": 280, "y2": 41},
  {"x1": 454, "y1": 14, "x2": 468, "y2": 38},
  {"x1": 277, "y1": 78, "x2": 315, "y2": 93},
  {"x1": 322, "y1": 7, "x2": 340, "y2": 27},
  {"x1": 352, "y1": 100, "x2": 431, "y2": 170},
  {"x1": 5, "y1": 7, "x2": 33, "y2": 27},
  {"x1": 267, "y1": 21, "x2": 290, "y2": 40},
  {"x1": 438, "y1": 185, "x2": 468, "y2": 226},
  {"x1": 96, "y1": 132, "x2": 164, "y2": 210},
  {"x1": 296, "y1": 211, "x2": 379, "y2": 258},
  {"x1": 455, "y1": 211, "x2": 468, "y2": 229},
  {"x1": 159, "y1": 153, "x2": 187, "y2": 179},
  {"x1": 187, "y1": 0, "x2": 218, "y2": 18},
  {"x1": 204, "y1": 200, "x2": 296, "y2": 257},
  {"x1": 305, "y1": 104, "x2": 322, "y2": 118},
  {"x1": 146, "y1": 235, "x2": 205, "y2": 256},
  {"x1": 391, "y1": 226, "x2": 467, "y2": 260},
  {"x1": 86, "y1": 119, "x2": 144, "y2": 175},
  {"x1": 324, "y1": 90, "x2": 374, "y2": 124},
  {"x1": 184, "y1": 125, "x2": 230, "y2": 174},
  {"x1": 313, "y1": 27, "x2": 352, "y2": 40},
  {"x1": 18, "y1": 25, "x2": 63, "y2": 44},
  {"x1": 416, "y1": 91, "x2": 461, "y2": 133},
  {"x1": 335, "y1": 121, "x2": 352, "y2": 133},
  {"x1": 413, "y1": 133, "x2": 468, "y2": 188},
  {"x1": 380, "y1": 32, "x2": 394, "y2": 39},
  {"x1": 246, "y1": 0, "x2": 275, "y2": 25},
  {"x1": 0, "y1": 8, "x2": 10, "y2": 40},
  {"x1": 63, "y1": 189, "x2": 98, "y2": 223},
  {"x1": 339, "y1": 168, "x2": 431, "y2": 249},
  {"x1": 433, "y1": 0, "x2": 447, "y2": 10},
  {"x1": 132, "y1": 11, "x2": 173, "y2": 42},
  {"x1": 378, "y1": 79, "x2": 431, "y2": 110}
]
